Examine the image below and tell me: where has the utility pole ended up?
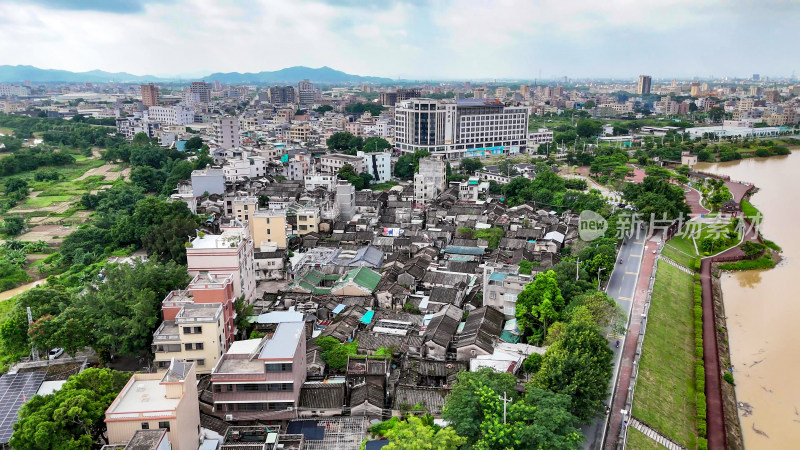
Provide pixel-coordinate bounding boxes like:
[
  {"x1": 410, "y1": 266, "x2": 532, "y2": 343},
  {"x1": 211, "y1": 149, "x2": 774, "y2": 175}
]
[
  {"x1": 598, "y1": 267, "x2": 607, "y2": 291},
  {"x1": 27, "y1": 307, "x2": 38, "y2": 361},
  {"x1": 498, "y1": 391, "x2": 511, "y2": 424},
  {"x1": 576, "y1": 258, "x2": 580, "y2": 281}
]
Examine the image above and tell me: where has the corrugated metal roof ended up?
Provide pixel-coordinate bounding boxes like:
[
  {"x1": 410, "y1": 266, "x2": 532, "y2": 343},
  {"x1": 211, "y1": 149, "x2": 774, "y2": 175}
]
[
  {"x1": 260, "y1": 321, "x2": 304, "y2": 360},
  {"x1": 360, "y1": 310, "x2": 375, "y2": 324}
]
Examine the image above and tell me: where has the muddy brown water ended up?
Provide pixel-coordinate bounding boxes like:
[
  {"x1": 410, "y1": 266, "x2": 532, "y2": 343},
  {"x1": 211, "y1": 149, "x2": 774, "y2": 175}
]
[{"x1": 696, "y1": 151, "x2": 800, "y2": 447}]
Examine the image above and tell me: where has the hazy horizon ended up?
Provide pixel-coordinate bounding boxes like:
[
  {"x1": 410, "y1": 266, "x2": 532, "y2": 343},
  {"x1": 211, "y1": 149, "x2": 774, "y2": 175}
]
[{"x1": 1, "y1": 0, "x2": 798, "y2": 80}]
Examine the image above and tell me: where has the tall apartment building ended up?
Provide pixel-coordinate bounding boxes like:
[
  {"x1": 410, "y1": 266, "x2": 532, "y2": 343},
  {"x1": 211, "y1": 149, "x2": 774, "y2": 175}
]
[
  {"x1": 105, "y1": 360, "x2": 200, "y2": 450},
  {"x1": 186, "y1": 222, "x2": 256, "y2": 301},
  {"x1": 250, "y1": 210, "x2": 288, "y2": 249},
  {"x1": 210, "y1": 322, "x2": 307, "y2": 423},
  {"x1": 414, "y1": 157, "x2": 447, "y2": 204},
  {"x1": 147, "y1": 105, "x2": 193, "y2": 125},
  {"x1": 394, "y1": 98, "x2": 529, "y2": 160},
  {"x1": 189, "y1": 81, "x2": 211, "y2": 103},
  {"x1": 191, "y1": 168, "x2": 225, "y2": 197},
  {"x1": 141, "y1": 83, "x2": 159, "y2": 106},
  {"x1": 152, "y1": 302, "x2": 226, "y2": 373},
  {"x1": 472, "y1": 87, "x2": 486, "y2": 99},
  {"x1": 397, "y1": 88, "x2": 421, "y2": 101},
  {"x1": 297, "y1": 79, "x2": 315, "y2": 108},
  {"x1": 304, "y1": 173, "x2": 337, "y2": 191},
  {"x1": 379, "y1": 92, "x2": 398, "y2": 106},
  {"x1": 269, "y1": 86, "x2": 296, "y2": 106},
  {"x1": 637, "y1": 75, "x2": 652, "y2": 95},
  {"x1": 214, "y1": 117, "x2": 240, "y2": 149},
  {"x1": 295, "y1": 206, "x2": 321, "y2": 235},
  {"x1": 690, "y1": 82, "x2": 701, "y2": 97},
  {"x1": 336, "y1": 182, "x2": 356, "y2": 221},
  {"x1": 357, "y1": 151, "x2": 392, "y2": 183}
]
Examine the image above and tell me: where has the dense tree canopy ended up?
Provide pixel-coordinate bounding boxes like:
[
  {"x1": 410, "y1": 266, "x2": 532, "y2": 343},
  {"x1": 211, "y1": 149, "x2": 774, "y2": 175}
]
[
  {"x1": 516, "y1": 270, "x2": 566, "y2": 345},
  {"x1": 10, "y1": 368, "x2": 132, "y2": 449},
  {"x1": 531, "y1": 321, "x2": 614, "y2": 421},
  {"x1": 383, "y1": 416, "x2": 465, "y2": 450}
]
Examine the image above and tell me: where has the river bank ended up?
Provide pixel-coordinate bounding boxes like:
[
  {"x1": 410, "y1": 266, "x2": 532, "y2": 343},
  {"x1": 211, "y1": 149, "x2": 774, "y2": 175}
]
[{"x1": 695, "y1": 153, "x2": 800, "y2": 447}]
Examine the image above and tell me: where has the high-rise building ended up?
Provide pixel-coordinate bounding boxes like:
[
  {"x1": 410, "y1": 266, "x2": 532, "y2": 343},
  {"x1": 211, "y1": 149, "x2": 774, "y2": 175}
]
[
  {"x1": 752, "y1": 74, "x2": 760, "y2": 81},
  {"x1": 213, "y1": 117, "x2": 240, "y2": 149},
  {"x1": 690, "y1": 82, "x2": 701, "y2": 97},
  {"x1": 396, "y1": 88, "x2": 421, "y2": 101},
  {"x1": 141, "y1": 83, "x2": 159, "y2": 106},
  {"x1": 189, "y1": 81, "x2": 211, "y2": 103},
  {"x1": 297, "y1": 79, "x2": 315, "y2": 108},
  {"x1": 269, "y1": 85, "x2": 295, "y2": 106},
  {"x1": 379, "y1": 92, "x2": 398, "y2": 106},
  {"x1": 472, "y1": 87, "x2": 486, "y2": 99},
  {"x1": 519, "y1": 84, "x2": 530, "y2": 99},
  {"x1": 394, "y1": 98, "x2": 529, "y2": 160},
  {"x1": 637, "y1": 75, "x2": 652, "y2": 95}
]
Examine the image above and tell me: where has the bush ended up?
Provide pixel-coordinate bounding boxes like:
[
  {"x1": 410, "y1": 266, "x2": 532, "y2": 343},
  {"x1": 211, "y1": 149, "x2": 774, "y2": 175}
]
[
  {"x1": 718, "y1": 256, "x2": 775, "y2": 271},
  {"x1": 723, "y1": 372, "x2": 734, "y2": 385},
  {"x1": 698, "y1": 437, "x2": 708, "y2": 450}
]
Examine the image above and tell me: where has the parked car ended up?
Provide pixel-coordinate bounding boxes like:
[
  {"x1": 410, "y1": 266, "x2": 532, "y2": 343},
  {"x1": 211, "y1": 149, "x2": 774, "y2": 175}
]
[{"x1": 48, "y1": 348, "x2": 64, "y2": 360}]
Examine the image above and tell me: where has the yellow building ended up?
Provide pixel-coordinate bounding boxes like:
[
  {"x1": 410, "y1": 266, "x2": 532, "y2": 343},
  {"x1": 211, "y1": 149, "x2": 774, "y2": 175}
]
[
  {"x1": 105, "y1": 360, "x2": 200, "y2": 450},
  {"x1": 295, "y1": 207, "x2": 319, "y2": 236},
  {"x1": 152, "y1": 303, "x2": 226, "y2": 374},
  {"x1": 233, "y1": 197, "x2": 258, "y2": 223},
  {"x1": 250, "y1": 210, "x2": 288, "y2": 249}
]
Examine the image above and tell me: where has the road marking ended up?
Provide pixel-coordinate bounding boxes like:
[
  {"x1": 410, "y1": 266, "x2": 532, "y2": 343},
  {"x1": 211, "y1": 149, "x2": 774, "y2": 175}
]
[
  {"x1": 629, "y1": 254, "x2": 642, "y2": 258},
  {"x1": 625, "y1": 271, "x2": 637, "y2": 275},
  {"x1": 618, "y1": 296, "x2": 631, "y2": 301}
]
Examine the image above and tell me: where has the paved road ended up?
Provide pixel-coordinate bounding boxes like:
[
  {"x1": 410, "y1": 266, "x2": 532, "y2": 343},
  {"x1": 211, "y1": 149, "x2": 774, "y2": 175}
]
[{"x1": 582, "y1": 231, "x2": 647, "y2": 449}]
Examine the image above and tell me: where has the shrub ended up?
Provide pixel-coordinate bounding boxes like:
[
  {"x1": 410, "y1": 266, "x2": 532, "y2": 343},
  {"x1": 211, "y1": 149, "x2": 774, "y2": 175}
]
[
  {"x1": 723, "y1": 372, "x2": 734, "y2": 385},
  {"x1": 698, "y1": 437, "x2": 708, "y2": 450}
]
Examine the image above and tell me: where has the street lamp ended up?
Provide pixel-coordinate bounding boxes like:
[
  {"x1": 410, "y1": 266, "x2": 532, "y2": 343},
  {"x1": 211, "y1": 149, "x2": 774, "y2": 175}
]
[{"x1": 598, "y1": 267, "x2": 607, "y2": 291}]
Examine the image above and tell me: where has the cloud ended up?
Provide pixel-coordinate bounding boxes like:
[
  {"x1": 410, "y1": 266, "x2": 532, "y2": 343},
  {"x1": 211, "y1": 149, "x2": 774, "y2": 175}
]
[
  {"x1": 10, "y1": 0, "x2": 175, "y2": 14},
  {"x1": 0, "y1": 0, "x2": 797, "y2": 79}
]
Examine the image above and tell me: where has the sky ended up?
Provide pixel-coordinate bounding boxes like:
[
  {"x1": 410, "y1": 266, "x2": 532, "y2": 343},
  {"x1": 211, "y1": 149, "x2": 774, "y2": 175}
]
[{"x1": 1, "y1": 0, "x2": 798, "y2": 81}]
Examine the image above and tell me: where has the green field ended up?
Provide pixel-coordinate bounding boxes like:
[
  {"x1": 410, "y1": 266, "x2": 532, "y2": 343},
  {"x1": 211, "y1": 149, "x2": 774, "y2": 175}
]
[
  {"x1": 662, "y1": 236, "x2": 699, "y2": 269},
  {"x1": 632, "y1": 263, "x2": 697, "y2": 448},
  {"x1": 22, "y1": 195, "x2": 74, "y2": 208},
  {"x1": 625, "y1": 427, "x2": 661, "y2": 450}
]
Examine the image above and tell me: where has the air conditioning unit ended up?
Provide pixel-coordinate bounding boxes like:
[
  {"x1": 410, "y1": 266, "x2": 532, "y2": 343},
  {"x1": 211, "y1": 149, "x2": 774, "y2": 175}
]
[
  {"x1": 225, "y1": 414, "x2": 234, "y2": 421},
  {"x1": 287, "y1": 406, "x2": 294, "y2": 411}
]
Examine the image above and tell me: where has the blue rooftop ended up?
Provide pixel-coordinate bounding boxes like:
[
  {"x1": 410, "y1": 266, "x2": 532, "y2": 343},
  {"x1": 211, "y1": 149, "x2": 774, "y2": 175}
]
[
  {"x1": 259, "y1": 322, "x2": 304, "y2": 360},
  {"x1": 488, "y1": 272, "x2": 508, "y2": 282},
  {"x1": 360, "y1": 310, "x2": 375, "y2": 324},
  {"x1": 332, "y1": 304, "x2": 346, "y2": 314},
  {"x1": 443, "y1": 245, "x2": 485, "y2": 256}
]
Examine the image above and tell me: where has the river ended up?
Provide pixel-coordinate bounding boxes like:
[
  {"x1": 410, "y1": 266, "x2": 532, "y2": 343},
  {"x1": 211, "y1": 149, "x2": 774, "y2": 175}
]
[{"x1": 696, "y1": 151, "x2": 800, "y2": 447}]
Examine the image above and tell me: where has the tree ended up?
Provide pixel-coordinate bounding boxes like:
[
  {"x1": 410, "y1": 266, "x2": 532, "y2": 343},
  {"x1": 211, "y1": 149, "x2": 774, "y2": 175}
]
[
  {"x1": 569, "y1": 291, "x2": 624, "y2": 330},
  {"x1": 583, "y1": 100, "x2": 596, "y2": 109},
  {"x1": 516, "y1": 270, "x2": 566, "y2": 345},
  {"x1": 1, "y1": 215, "x2": 25, "y2": 236},
  {"x1": 315, "y1": 105, "x2": 333, "y2": 113},
  {"x1": 131, "y1": 132, "x2": 151, "y2": 146},
  {"x1": 576, "y1": 119, "x2": 602, "y2": 138},
  {"x1": 315, "y1": 336, "x2": 358, "y2": 371},
  {"x1": 442, "y1": 368, "x2": 518, "y2": 445},
  {"x1": 4, "y1": 177, "x2": 29, "y2": 195},
  {"x1": 10, "y1": 368, "x2": 132, "y2": 449},
  {"x1": 70, "y1": 260, "x2": 189, "y2": 357},
  {"x1": 327, "y1": 132, "x2": 357, "y2": 151},
  {"x1": 459, "y1": 157, "x2": 483, "y2": 174},
  {"x1": 184, "y1": 136, "x2": 203, "y2": 151},
  {"x1": 394, "y1": 150, "x2": 430, "y2": 179},
  {"x1": 384, "y1": 416, "x2": 465, "y2": 450},
  {"x1": 130, "y1": 166, "x2": 166, "y2": 193},
  {"x1": 142, "y1": 215, "x2": 198, "y2": 264},
  {"x1": 497, "y1": 159, "x2": 520, "y2": 177},
  {"x1": 362, "y1": 137, "x2": 391, "y2": 153},
  {"x1": 531, "y1": 321, "x2": 614, "y2": 421},
  {"x1": 474, "y1": 385, "x2": 584, "y2": 449}
]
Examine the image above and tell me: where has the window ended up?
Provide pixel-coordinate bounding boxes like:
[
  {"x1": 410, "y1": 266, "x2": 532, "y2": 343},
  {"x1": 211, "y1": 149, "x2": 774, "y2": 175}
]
[
  {"x1": 266, "y1": 363, "x2": 292, "y2": 372},
  {"x1": 141, "y1": 422, "x2": 150, "y2": 430},
  {"x1": 158, "y1": 421, "x2": 171, "y2": 432},
  {"x1": 183, "y1": 326, "x2": 202, "y2": 334},
  {"x1": 238, "y1": 384, "x2": 267, "y2": 392},
  {"x1": 268, "y1": 383, "x2": 293, "y2": 392},
  {"x1": 197, "y1": 359, "x2": 205, "y2": 366}
]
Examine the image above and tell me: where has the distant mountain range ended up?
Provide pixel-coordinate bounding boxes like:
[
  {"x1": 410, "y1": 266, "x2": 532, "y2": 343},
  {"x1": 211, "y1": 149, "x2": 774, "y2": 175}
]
[{"x1": 0, "y1": 65, "x2": 392, "y2": 84}]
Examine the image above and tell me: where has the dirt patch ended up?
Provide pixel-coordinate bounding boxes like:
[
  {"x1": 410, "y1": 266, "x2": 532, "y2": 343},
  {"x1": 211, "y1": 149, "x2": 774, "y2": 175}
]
[
  {"x1": 18, "y1": 362, "x2": 84, "y2": 381},
  {"x1": 711, "y1": 267, "x2": 745, "y2": 450},
  {"x1": 75, "y1": 163, "x2": 128, "y2": 181},
  {"x1": 16, "y1": 224, "x2": 75, "y2": 242}
]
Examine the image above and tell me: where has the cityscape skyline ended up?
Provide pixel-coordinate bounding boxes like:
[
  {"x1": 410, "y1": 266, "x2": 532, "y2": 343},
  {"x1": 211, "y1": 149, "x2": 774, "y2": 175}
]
[{"x1": 1, "y1": 0, "x2": 798, "y2": 80}]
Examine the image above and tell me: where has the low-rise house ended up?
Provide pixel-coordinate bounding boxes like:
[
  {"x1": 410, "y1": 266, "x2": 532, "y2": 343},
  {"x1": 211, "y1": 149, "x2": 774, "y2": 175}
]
[
  {"x1": 422, "y1": 304, "x2": 462, "y2": 360},
  {"x1": 453, "y1": 306, "x2": 505, "y2": 362},
  {"x1": 349, "y1": 382, "x2": 385, "y2": 417},
  {"x1": 209, "y1": 322, "x2": 307, "y2": 423},
  {"x1": 298, "y1": 382, "x2": 346, "y2": 418},
  {"x1": 105, "y1": 360, "x2": 200, "y2": 450}
]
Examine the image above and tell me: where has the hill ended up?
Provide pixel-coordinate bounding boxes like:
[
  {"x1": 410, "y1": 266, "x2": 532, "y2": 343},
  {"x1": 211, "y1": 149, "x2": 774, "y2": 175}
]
[
  {"x1": 203, "y1": 66, "x2": 392, "y2": 84},
  {"x1": 0, "y1": 65, "x2": 166, "y2": 83}
]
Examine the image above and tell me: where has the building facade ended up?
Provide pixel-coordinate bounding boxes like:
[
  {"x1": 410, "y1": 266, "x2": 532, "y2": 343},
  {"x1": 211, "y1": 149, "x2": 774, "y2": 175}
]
[
  {"x1": 105, "y1": 360, "x2": 200, "y2": 450},
  {"x1": 637, "y1": 75, "x2": 652, "y2": 95},
  {"x1": 210, "y1": 322, "x2": 307, "y2": 423},
  {"x1": 357, "y1": 151, "x2": 392, "y2": 183},
  {"x1": 214, "y1": 117, "x2": 240, "y2": 149},
  {"x1": 141, "y1": 83, "x2": 159, "y2": 107},
  {"x1": 152, "y1": 303, "x2": 226, "y2": 373},
  {"x1": 414, "y1": 157, "x2": 447, "y2": 204},
  {"x1": 394, "y1": 98, "x2": 528, "y2": 160},
  {"x1": 250, "y1": 210, "x2": 288, "y2": 249},
  {"x1": 186, "y1": 222, "x2": 257, "y2": 301}
]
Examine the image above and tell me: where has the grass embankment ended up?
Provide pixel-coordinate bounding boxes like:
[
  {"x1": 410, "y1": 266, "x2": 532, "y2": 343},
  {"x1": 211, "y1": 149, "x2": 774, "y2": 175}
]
[
  {"x1": 663, "y1": 216, "x2": 739, "y2": 269},
  {"x1": 718, "y1": 256, "x2": 775, "y2": 271},
  {"x1": 740, "y1": 198, "x2": 760, "y2": 219},
  {"x1": 662, "y1": 237, "x2": 699, "y2": 269},
  {"x1": 625, "y1": 427, "x2": 661, "y2": 449},
  {"x1": 633, "y1": 263, "x2": 698, "y2": 449},
  {"x1": 369, "y1": 181, "x2": 399, "y2": 191}
]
